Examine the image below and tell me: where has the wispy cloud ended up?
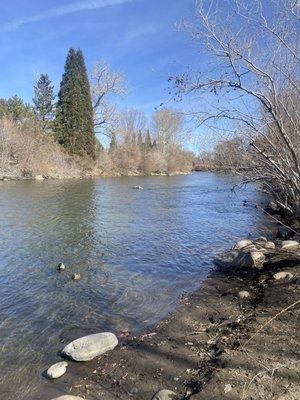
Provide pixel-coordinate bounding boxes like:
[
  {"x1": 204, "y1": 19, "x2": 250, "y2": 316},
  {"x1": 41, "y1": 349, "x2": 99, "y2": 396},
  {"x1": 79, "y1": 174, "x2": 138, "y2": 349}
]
[{"x1": 2, "y1": 0, "x2": 133, "y2": 31}]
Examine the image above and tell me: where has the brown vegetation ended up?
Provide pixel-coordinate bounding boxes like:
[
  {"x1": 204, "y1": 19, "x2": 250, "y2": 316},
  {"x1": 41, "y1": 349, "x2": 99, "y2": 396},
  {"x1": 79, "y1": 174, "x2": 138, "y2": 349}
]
[
  {"x1": 0, "y1": 118, "x2": 96, "y2": 179},
  {"x1": 0, "y1": 112, "x2": 194, "y2": 180}
]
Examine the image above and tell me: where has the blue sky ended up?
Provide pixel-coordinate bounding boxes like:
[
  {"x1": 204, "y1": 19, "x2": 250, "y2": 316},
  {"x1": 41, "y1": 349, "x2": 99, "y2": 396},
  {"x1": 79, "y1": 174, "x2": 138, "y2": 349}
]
[{"x1": 0, "y1": 0, "x2": 199, "y2": 117}]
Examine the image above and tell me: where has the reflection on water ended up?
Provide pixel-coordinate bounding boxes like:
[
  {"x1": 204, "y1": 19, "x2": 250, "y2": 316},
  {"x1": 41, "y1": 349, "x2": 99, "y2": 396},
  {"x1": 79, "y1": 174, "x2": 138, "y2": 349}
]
[{"x1": 0, "y1": 173, "x2": 271, "y2": 399}]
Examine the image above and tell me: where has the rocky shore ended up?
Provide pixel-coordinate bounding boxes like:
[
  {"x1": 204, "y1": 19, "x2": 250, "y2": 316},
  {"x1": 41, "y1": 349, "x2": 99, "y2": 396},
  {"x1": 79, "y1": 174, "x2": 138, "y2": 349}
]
[{"x1": 41, "y1": 236, "x2": 299, "y2": 400}]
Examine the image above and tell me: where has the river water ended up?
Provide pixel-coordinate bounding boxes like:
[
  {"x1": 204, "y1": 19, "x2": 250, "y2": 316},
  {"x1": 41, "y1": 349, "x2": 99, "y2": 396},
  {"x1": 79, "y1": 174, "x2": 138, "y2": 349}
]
[{"x1": 0, "y1": 173, "x2": 271, "y2": 399}]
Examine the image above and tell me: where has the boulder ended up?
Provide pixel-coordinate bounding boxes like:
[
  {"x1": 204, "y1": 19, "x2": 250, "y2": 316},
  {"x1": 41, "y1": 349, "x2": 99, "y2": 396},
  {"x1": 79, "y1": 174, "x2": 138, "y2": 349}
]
[
  {"x1": 50, "y1": 396, "x2": 84, "y2": 400},
  {"x1": 62, "y1": 332, "x2": 118, "y2": 361},
  {"x1": 273, "y1": 271, "x2": 294, "y2": 281},
  {"x1": 57, "y1": 263, "x2": 65, "y2": 271},
  {"x1": 46, "y1": 361, "x2": 68, "y2": 379},
  {"x1": 250, "y1": 251, "x2": 267, "y2": 268},
  {"x1": 238, "y1": 290, "x2": 251, "y2": 300},
  {"x1": 152, "y1": 390, "x2": 176, "y2": 400},
  {"x1": 215, "y1": 249, "x2": 266, "y2": 269},
  {"x1": 233, "y1": 240, "x2": 253, "y2": 250},
  {"x1": 281, "y1": 240, "x2": 299, "y2": 251}
]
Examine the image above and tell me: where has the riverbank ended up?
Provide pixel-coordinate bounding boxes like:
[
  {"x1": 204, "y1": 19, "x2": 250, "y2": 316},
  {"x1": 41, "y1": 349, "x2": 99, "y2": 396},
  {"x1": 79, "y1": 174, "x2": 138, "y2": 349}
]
[
  {"x1": 0, "y1": 170, "x2": 191, "y2": 181},
  {"x1": 43, "y1": 238, "x2": 299, "y2": 400}
]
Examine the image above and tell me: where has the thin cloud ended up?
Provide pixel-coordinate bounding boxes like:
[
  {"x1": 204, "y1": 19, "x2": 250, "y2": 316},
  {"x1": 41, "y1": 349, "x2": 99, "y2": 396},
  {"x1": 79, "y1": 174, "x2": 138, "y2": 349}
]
[{"x1": 2, "y1": 0, "x2": 133, "y2": 31}]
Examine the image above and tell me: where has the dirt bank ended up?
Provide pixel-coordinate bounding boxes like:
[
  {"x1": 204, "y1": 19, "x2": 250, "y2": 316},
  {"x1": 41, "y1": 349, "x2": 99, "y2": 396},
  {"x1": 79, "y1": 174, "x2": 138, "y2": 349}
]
[{"x1": 41, "y1": 245, "x2": 299, "y2": 400}]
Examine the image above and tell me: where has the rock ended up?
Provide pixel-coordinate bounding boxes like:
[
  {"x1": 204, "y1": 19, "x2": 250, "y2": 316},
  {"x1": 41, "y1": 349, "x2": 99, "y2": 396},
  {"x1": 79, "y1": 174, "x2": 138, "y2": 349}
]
[
  {"x1": 132, "y1": 185, "x2": 143, "y2": 190},
  {"x1": 35, "y1": 175, "x2": 44, "y2": 180},
  {"x1": 214, "y1": 250, "x2": 239, "y2": 267},
  {"x1": 62, "y1": 332, "x2": 118, "y2": 361},
  {"x1": 72, "y1": 273, "x2": 81, "y2": 280},
  {"x1": 233, "y1": 239, "x2": 253, "y2": 250},
  {"x1": 46, "y1": 361, "x2": 68, "y2": 379},
  {"x1": 57, "y1": 263, "x2": 65, "y2": 271},
  {"x1": 215, "y1": 249, "x2": 266, "y2": 269},
  {"x1": 281, "y1": 240, "x2": 299, "y2": 251},
  {"x1": 253, "y1": 237, "x2": 269, "y2": 249},
  {"x1": 238, "y1": 290, "x2": 251, "y2": 300},
  {"x1": 224, "y1": 383, "x2": 233, "y2": 393},
  {"x1": 50, "y1": 396, "x2": 84, "y2": 400},
  {"x1": 273, "y1": 271, "x2": 294, "y2": 281},
  {"x1": 264, "y1": 241, "x2": 276, "y2": 250},
  {"x1": 151, "y1": 390, "x2": 176, "y2": 400},
  {"x1": 250, "y1": 251, "x2": 267, "y2": 268}
]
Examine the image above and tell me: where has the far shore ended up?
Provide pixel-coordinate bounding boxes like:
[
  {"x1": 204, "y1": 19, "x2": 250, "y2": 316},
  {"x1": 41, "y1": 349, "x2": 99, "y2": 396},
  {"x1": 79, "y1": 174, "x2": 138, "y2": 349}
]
[{"x1": 0, "y1": 170, "x2": 193, "y2": 182}]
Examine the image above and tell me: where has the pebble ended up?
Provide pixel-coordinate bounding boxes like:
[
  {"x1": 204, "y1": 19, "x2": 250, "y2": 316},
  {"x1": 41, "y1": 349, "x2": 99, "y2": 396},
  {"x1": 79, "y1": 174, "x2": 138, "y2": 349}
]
[
  {"x1": 72, "y1": 273, "x2": 81, "y2": 280},
  {"x1": 273, "y1": 271, "x2": 294, "y2": 281},
  {"x1": 238, "y1": 290, "x2": 251, "y2": 300}
]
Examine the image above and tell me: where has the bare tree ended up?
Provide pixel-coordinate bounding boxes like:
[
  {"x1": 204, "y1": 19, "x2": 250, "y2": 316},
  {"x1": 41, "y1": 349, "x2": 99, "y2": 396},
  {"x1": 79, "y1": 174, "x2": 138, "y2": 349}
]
[
  {"x1": 170, "y1": 0, "x2": 300, "y2": 215},
  {"x1": 152, "y1": 108, "x2": 184, "y2": 153},
  {"x1": 90, "y1": 61, "x2": 127, "y2": 140},
  {"x1": 117, "y1": 108, "x2": 147, "y2": 144}
]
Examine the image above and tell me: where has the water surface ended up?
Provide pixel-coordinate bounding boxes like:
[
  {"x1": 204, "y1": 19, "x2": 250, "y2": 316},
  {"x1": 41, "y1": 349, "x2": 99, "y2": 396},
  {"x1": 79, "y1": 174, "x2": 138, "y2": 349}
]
[{"x1": 0, "y1": 173, "x2": 271, "y2": 399}]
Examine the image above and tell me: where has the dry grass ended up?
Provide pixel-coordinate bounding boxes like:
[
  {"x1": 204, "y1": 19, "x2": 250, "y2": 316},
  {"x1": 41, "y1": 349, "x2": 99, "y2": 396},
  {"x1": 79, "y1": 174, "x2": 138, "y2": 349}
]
[{"x1": 0, "y1": 118, "x2": 96, "y2": 179}]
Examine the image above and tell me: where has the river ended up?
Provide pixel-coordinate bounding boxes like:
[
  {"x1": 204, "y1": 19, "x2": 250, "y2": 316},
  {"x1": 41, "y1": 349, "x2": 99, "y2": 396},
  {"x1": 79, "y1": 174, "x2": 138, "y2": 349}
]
[{"x1": 0, "y1": 173, "x2": 271, "y2": 399}]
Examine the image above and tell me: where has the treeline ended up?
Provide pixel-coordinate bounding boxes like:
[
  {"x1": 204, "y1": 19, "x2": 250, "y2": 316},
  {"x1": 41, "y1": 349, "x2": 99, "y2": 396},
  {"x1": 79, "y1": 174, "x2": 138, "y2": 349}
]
[
  {"x1": 0, "y1": 48, "x2": 194, "y2": 179},
  {"x1": 194, "y1": 137, "x2": 249, "y2": 173}
]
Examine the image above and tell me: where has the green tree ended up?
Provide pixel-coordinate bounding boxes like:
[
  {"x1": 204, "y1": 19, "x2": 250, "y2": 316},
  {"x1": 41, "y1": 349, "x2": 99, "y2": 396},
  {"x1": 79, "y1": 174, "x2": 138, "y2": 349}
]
[
  {"x1": 144, "y1": 129, "x2": 152, "y2": 150},
  {"x1": 55, "y1": 48, "x2": 96, "y2": 158},
  {"x1": 33, "y1": 74, "x2": 55, "y2": 128},
  {"x1": 0, "y1": 95, "x2": 33, "y2": 122}
]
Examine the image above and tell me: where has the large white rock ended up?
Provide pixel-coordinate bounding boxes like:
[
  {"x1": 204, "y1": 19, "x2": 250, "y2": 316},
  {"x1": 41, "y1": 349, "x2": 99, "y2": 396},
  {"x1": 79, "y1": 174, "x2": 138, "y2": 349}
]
[
  {"x1": 51, "y1": 396, "x2": 85, "y2": 400},
  {"x1": 281, "y1": 240, "x2": 299, "y2": 251},
  {"x1": 46, "y1": 361, "x2": 68, "y2": 379},
  {"x1": 233, "y1": 240, "x2": 253, "y2": 250},
  {"x1": 62, "y1": 332, "x2": 118, "y2": 361},
  {"x1": 152, "y1": 390, "x2": 176, "y2": 400}
]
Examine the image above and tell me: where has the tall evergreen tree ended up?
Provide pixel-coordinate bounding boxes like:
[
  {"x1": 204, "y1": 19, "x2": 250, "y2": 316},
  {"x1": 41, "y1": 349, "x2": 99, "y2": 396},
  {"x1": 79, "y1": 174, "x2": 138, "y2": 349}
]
[
  {"x1": 145, "y1": 130, "x2": 152, "y2": 150},
  {"x1": 33, "y1": 74, "x2": 55, "y2": 128},
  {"x1": 55, "y1": 48, "x2": 96, "y2": 158}
]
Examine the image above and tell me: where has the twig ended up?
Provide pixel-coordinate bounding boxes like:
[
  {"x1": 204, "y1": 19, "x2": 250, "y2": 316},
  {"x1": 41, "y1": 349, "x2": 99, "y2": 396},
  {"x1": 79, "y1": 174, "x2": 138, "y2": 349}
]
[{"x1": 242, "y1": 299, "x2": 300, "y2": 348}]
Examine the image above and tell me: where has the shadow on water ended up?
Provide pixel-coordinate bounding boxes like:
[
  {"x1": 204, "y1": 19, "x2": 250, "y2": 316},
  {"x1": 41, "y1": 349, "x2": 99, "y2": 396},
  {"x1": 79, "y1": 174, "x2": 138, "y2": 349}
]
[{"x1": 0, "y1": 173, "x2": 273, "y2": 399}]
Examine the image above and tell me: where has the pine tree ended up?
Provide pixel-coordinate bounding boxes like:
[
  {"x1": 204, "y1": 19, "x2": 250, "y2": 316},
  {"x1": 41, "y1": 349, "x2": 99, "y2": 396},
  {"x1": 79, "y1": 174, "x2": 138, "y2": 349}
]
[
  {"x1": 145, "y1": 130, "x2": 152, "y2": 150},
  {"x1": 33, "y1": 74, "x2": 55, "y2": 128},
  {"x1": 54, "y1": 48, "x2": 96, "y2": 158}
]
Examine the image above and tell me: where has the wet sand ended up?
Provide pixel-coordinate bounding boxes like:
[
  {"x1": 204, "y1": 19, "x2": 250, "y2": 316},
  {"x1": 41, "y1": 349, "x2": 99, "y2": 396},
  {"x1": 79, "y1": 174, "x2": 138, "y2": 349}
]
[{"x1": 40, "y1": 249, "x2": 300, "y2": 400}]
